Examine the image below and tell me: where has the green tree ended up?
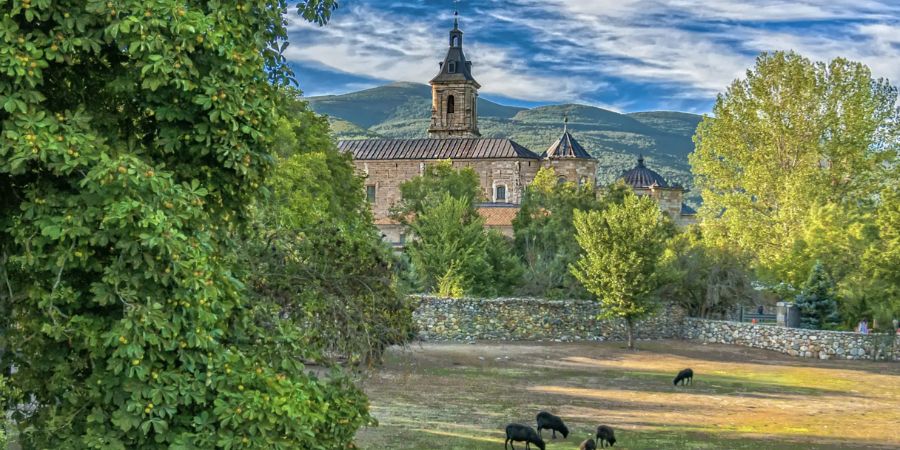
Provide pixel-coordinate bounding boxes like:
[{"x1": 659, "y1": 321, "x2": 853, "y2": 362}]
[
  {"x1": 0, "y1": 2, "x2": 368, "y2": 448},
  {"x1": 795, "y1": 262, "x2": 841, "y2": 329},
  {"x1": 571, "y1": 194, "x2": 673, "y2": 349},
  {"x1": 393, "y1": 160, "x2": 482, "y2": 220},
  {"x1": 244, "y1": 90, "x2": 413, "y2": 368},
  {"x1": 849, "y1": 187, "x2": 900, "y2": 327},
  {"x1": 399, "y1": 163, "x2": 522, "y2": 297},
  {"x1": 407, "y1": 193, "x2": 489, "y2": 296},
  {"x1": 659, "y1": 228, "x2": 757, "y2": 318},
  {"x1": 690, "y1": 51, "x2": 900, "y2": 289},
  {"x1": 513, "y1": 167, "x2": 626, "y2": 298}
]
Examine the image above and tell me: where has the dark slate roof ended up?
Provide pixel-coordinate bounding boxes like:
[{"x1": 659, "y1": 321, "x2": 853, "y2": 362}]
[
  {"x1": 430, "y1": 17, "x2": 479, "y2": 86},
  {"x1": 338, "y1": 138, "x2": 541, "y2": 160},
  {"x1": 542, "y1": 126, "x2": 594, "y2": 159},
  {"x1": 620, "y1": 155, "x2": 670, "y2": 188},
  {"x1": 681, "y1": 203, "x2": 697, "y2": 215}
]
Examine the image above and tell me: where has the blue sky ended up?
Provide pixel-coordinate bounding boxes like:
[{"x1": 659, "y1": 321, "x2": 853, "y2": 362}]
[{"x1": 284, "y1": 1, "x2": 900, "y2": 113}]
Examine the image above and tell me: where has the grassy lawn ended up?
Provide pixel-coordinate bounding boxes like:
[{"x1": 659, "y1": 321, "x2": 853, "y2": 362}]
[{"x1": 356, "y1": 340, "x2": 900, "y2": 449}]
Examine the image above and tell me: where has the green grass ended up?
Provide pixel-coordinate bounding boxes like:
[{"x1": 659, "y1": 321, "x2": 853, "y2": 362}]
[{"x1": 356, "y1": 341, "x2": 900, "y2": 449}]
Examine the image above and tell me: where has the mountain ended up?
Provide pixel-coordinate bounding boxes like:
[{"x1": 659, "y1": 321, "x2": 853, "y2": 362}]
[{"x1": 306, "y1": 83, "x2": 704, "y2": 199}]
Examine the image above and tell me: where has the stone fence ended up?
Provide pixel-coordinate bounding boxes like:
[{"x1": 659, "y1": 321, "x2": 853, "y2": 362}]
[
  {"x1": 411, "y1": 296, "x2": 899, "y2": 361},
  {"x1": 683, "y1": 318, "x2": 900, "y2": 361},
  {"x1": 412, "y1": 295, "x2": 684, "y2": 342}
]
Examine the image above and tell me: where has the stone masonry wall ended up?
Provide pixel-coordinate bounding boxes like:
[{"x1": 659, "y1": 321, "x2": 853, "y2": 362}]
[
  {"x1": 356, "y1": 158, "x2": 542, "y2": 221},
  {"x1": 412, "y1": 296, "x2": 899, "y2": 362},
  {"x1": 412, "y1": 296, "x2": 685, "y2": 342},
  {"x1": 683, "y1": 318, "x2": 900, "y2": 361}
]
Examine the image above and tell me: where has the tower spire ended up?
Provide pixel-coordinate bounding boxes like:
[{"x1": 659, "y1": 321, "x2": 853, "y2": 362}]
[
  {"x1": 428, "y1": 0, "x2": 480, "y2": 138},
  {"x1": 563, "y1": 114, "x2": 568, "y2": 132}
]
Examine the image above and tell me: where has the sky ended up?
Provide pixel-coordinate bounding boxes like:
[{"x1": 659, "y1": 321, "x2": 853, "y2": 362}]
[{"x1": 284, "y1": 0, "x2": 900, "y2": 113}]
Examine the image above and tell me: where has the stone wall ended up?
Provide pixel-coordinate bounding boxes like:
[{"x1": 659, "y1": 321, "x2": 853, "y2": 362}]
[
  {"x1": 411, "y1": 296, "x2": 899, "y2": 362},
  {"x1": 356, "y1": 158, "x2": 541, "y2": 221},
  {"x1": 412, "y1": 296, "x2": 685, "y2": 342},
  {"x1": 683, "y1": 318, "x2": 900, "y2": 361}
]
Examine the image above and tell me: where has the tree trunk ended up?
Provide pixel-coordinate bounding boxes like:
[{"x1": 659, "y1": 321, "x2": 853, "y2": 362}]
[{"x1": 625, "y1": 317, "x2": 635, "y2": 350}]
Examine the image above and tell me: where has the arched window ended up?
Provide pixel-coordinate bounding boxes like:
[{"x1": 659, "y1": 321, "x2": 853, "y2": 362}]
[
  {"x1": 451, "y1": 35, "x2": 460, "y2": 47},
  {"x1": 447, "y1": 95, "x2": 455, "y2": 114},
  {"x1": 448, "y1": 61, "x2": 456, "y2": 73},
  {"x1": 557, "y1": 176, "x2": 567, "y2": 185}
]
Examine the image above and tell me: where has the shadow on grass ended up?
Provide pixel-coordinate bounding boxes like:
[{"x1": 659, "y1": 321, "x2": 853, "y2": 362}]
[
  {"x1": 357, "y1": 423, "x2": 896, "y2": 450},
  {"x1": 422, "y1": 359, "x2": 866, "y2": 400}
]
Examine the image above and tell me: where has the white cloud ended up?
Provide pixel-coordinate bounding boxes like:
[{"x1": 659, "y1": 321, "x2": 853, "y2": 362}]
[
  {"x1": 285, "y1": 4, "x2": 606, "y2": 103},
  {"x1": 285, "y1": 1, "x2": 900, "y2": 107}
]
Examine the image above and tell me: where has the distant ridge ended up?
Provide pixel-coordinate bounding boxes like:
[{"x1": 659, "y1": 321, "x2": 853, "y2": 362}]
[{"x1": 306, "y1": 82, "x2": 703, "y2": 198}]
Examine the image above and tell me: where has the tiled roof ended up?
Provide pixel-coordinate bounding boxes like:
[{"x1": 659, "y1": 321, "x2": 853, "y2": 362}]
[
  {"x1": 477, "y1": 203, "x2": 519, "y2": 227},
  {"x1": 542, "y1": 128, "x2": 594, "y2": 159},
  {"x1": 338, "y1": 138, "x2": 541, "y2": 160},
  {"x1": 620, "y1": 155, "x2": 670, "y2": 188}
]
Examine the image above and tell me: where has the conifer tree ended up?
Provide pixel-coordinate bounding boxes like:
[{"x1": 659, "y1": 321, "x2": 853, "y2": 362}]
[{"x1": 795, "y1": 262, "x2": 841, "y2": 329}]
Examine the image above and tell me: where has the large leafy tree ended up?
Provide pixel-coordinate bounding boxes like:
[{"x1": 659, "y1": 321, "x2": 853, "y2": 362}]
[
  {"x1": 245, "y1": 89, "x2": 413, "y2": 367},
  {"x1": 690, "y1": 51, "x2": 900, "y2": 289},
  {"x1": 407, "y1": 193, "x2": 489, "y2": 296},
  {"x1": 571, "y1": 194, "x2": 673, "y2": 349},
  {"x1": 392, "y1": 159, "x2": 482, "y2": 220},
  {"x1": 513, "y1": 167, "x2": 627, "y2": 298},
  {"x1": 399, "y1": 163, "x2": 522, "y2": 297},
  {"x1": 1, "y1": 1, "x2": 369, "y2": 448},
  {"x1": 659, "y1": 227, "x2": 757, "y2": 319}
]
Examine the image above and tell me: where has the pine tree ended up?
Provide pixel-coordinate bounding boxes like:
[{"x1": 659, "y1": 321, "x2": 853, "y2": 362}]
[{"x1": 795, "y1": 262, "x2": 841, "y2": 329}]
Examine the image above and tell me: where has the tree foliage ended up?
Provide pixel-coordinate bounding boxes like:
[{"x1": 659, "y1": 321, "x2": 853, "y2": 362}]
[
  {"x1": 571, "y1": 193, "x2": 673, "y2": 349},
  {"x1": 243, "y1": 89, "x2": 413, "y2": 368},
  {"x1": 407, "y1": 193, "x2": 486, "y2": 296},
  {"x1": 0, "y1": 2, "x2": 370, "y2": 448},
  {"x1": 690, "y1": 51, "x2": 900, "y2": 289},
  {"x1": 401, "y1": 164, "x2": 522, "y2": 297},
  {"x1": 659, "y1": 227, "x2": 757, "y2": 319},
  {"x1": 794, "y1": 262, "x2": 841, "y2": 330},
  {"x1": 393, "y1": 160, "x2": 482, "y2": 220},
  {"x1": 513, "y1": 167, "x2": 628, "y2": 298}
]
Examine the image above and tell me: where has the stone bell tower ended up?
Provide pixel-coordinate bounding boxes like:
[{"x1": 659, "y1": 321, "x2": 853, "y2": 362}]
[{"x1": 428, "y1": 12, "x2": 481, "y2": 138}]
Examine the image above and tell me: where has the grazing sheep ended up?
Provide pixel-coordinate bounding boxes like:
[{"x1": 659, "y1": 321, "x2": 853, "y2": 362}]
[
  {"x1": 579, "y1": 437, "x2": 598, "y2": 450},
  {"x1": 595, "y1": 425, "x2": 616, "y2": 448},
  {"x1": 505, "y1": 423, "x2": 546, "y2": 450},
  {"x1": 673, "y1": 368, "x2": 694, "y2": 386},
  {"x1": 535, "y1": 411, "x2": 569, "y2": 439}
]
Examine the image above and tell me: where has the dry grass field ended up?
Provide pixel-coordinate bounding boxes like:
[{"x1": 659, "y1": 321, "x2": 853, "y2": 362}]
[{"x1": 356, "y1": 341, "x2": 900, "y2": 449}]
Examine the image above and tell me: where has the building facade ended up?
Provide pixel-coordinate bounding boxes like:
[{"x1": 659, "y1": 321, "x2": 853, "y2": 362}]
[{"x1": 338, "y1": 15, "x2": 693, "y2": 244}]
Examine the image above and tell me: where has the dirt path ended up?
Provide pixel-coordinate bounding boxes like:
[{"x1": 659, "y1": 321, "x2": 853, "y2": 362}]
[{"x1": 356, "y1": 340, "x2": 900, "y2": 449}]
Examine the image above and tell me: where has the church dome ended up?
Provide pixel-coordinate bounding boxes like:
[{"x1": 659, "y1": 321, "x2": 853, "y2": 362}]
[{"x1": 620, "y1": 155, "x2": 669, "y2": 188}]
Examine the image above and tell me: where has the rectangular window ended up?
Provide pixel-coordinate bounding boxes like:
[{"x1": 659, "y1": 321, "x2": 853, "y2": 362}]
[
  {"x1": 366, "y1": 185, "x2": 376, "y2": 203},
  {"x1": 495, "y1": 185, "x2": 507, "y2": 202}
]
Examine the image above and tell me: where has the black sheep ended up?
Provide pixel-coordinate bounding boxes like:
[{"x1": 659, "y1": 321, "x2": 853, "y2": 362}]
[
  {"x1": 579, "y1": 437, "x2": 598, "y2": 450},
  {"x1": 535, "y1": 411, "x2": 569, "y2": 439},
  {"x1": 673, "y1": 368, "x2": 694, "y2": 386},
  {"x1": 505, "y1": 423, "x2": 546, "y2": 450},
  {"x1": 595, "y1": 425, "x2": 616, "y2": 448}
]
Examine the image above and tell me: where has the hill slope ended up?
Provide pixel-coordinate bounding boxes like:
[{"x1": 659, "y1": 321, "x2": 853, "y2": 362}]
[{"x1": 306, "y1": 83, "x2": 703, "y2": 194}]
